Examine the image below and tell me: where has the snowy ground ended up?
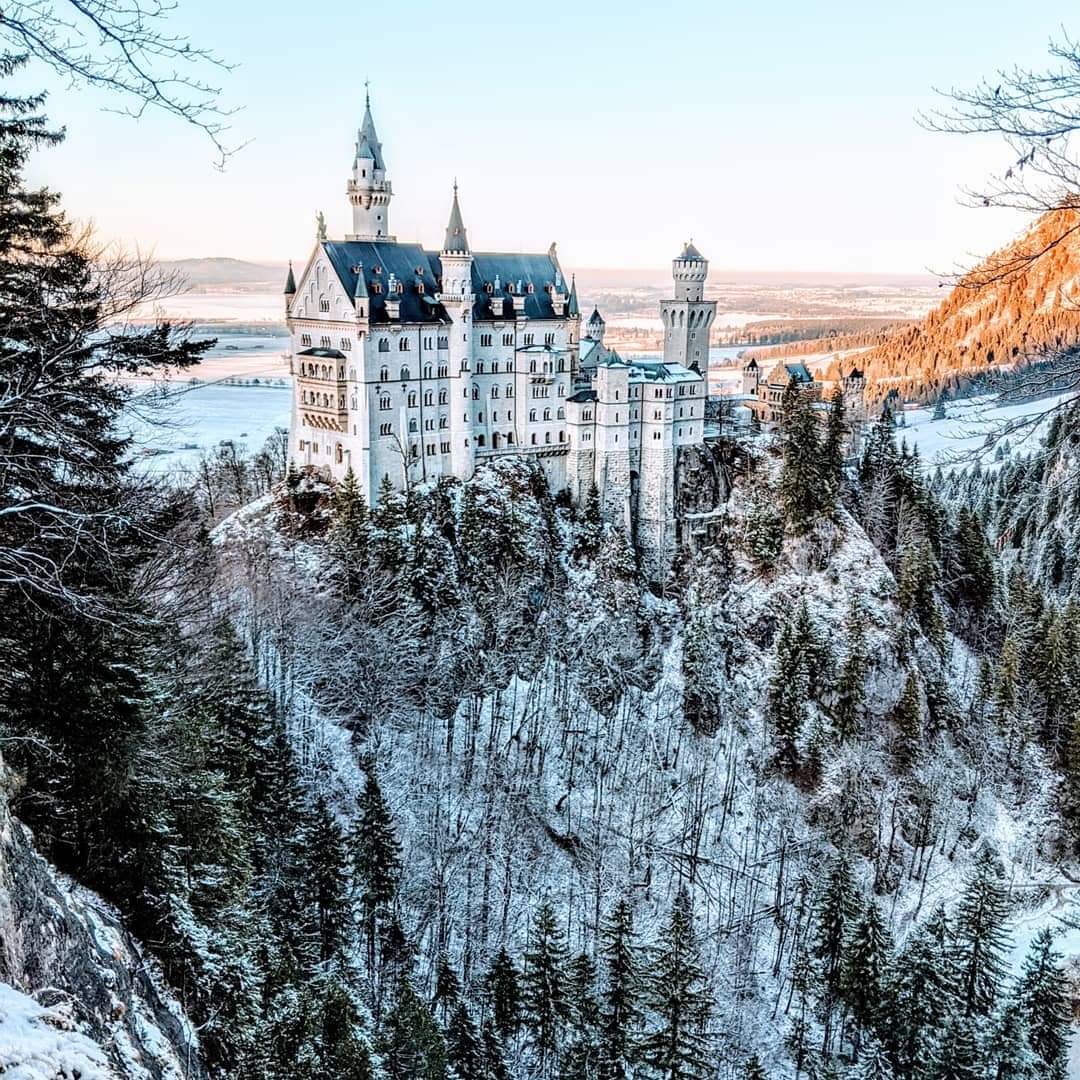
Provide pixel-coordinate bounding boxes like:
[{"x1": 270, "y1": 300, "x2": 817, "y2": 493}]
[
  {"x1": 891, "y1": 393, "x2": 1074, "y2": 469},
  {"x1": 0, "y1": 983, "x2": 112, "y2": 1079}
]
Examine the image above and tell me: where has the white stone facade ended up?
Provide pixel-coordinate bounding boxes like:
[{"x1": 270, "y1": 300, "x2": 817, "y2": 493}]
[{"x1": 286, "y1": 98, "x2": 711, "y2": 575}]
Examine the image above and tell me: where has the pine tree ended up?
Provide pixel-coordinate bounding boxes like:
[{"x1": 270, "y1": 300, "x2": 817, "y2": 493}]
[
  {"x1": 640, "y1": 886, "x2": 712, "y2": 1080},
  {"x1": 481, "y1": 1020, "x2": 511, "y2": 1080},
  {"x1": 984, "y1": 1000, "x2": 1039, "y2": 1080},
  {"x1": 811, "y1": 852, "x2": 859, "y2": 1051},
  {"x1": 822, "y1": 387, "x2": 847, "y2": 515},
  {"x1": 577, "y1": 483, "x2": 605, "y2": 558},
  {"x1": 744, "y1": 487, "x2": 784, "y2": 569},
  {"x1": 560, "y1": 952, "x2": 600, "y2": 1080},
  {"x1": 522, "y1": 901, "x2": 570, "y2": 1075},
  {"x1": 306, "y1": 795, "x2": 352, "y2": 966},
  {"x1": 833, "y1": 598, "x2": 868, "y2": 742},
  {"x1": 743, "y1": 1054, "x2": 768, "y2": 1080},
  {"x1": 841, "y1": 901, "x2": 893, "y2": 1055},
  {"x1": 768, "y1": 621, "x2": 809, "y2": 769},
  {"x1": 351, "y1": 762, "x2": 402, "y2": 972},
  {"x1": 779, "y1": 380, "x2": 824, "y2": 534},
  {"x1": 316, "y1": 970, "x2": 378, "y2": 1080},
  {"x1": 433, "y1": 951, "x2": 462, "y2": 1024},
  {"x1": 930, "y1": 1013, "x2": 983, "y2": 1080},
  {"x1": 446, "y1": 1002, "x2": 483, "y2": 1080},
  {"x1": 893, "y1": 670, "x2": 922, "y2": 765},
  {"x1": 379, "y1": 977, "x2": 448, "y2": 1080},
  {"x1": 1015, "y1": 927, "x2": 1070, "y2": 1078},
  {"x1": 854, "y1": 1038, "x2": 894, "y2": 1080},
  {"x1": 1062, "y1": 710, "x2": 1080, "y2": 851},
  {"x1": 486, "y1": 946, "x2": 523, "y2": 1040},
  {"x1": 598, "y1": 899, "x2": 642, "y2": 1080},
  {"x1": 952, "y1": 850, "x2": 1011, "y2": 1018}
]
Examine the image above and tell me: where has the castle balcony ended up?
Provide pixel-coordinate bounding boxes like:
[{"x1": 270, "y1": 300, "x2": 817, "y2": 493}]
[{"x1": 475, "y1": 443, "x2": 568, "y2": 461}]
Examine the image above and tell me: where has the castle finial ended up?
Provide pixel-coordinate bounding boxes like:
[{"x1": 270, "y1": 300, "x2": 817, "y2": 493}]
[{"x1": 364, "y1": 78, "x2": 371, "y2": 110}]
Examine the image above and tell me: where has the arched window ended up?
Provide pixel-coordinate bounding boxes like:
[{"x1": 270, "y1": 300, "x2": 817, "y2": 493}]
[
  {"x1": 472, "y1": 387, "x2": 479, "y2": 400},
  {"x1": 335, "y1": 444, "x2": 343, "y2": 463},
  {"x1": 506, "y1": 432, "x2": 514, "y2": 444},
  {"x1": 424, "y1": 364, "x2": 432, "y2": 378},
  {"x1": 380, "y1": 366, "x2": 389, "y2": 382},
  {"x1": 543, "y1": 408, "x2": 551, "y2": 421},
  {"x1": 529, "y1": 409, "x2": 537, "y2": 421},
  {"x1": 408, "y1": 392, "x2": 417, "y2": 407},
  {"x1": 319, "y1": 296, "x2": 330, "y2": 313},
  {"x1": 408, "y1": 419, "x2": 418, "y2": 433},
  {"x1": 399, "y1": 338, "x2": 410, "y2": 352},
  {"x1": 491, "y1": 386, "x2": 500, "y2": 398},
  {"x1": 378, "y1": 338, "x2": 390, "y2": 353},
  {"x1": 557, "y1": 407, "x2": 565, "y2": 419},
  {"x1": 506, "y1": 384, "x2": 514, "y2": 398},
  {"x1": 379, "y1": 395, "x2": 391, "y2": 410},
  {"x1": 438, "y1": 390, "x2": 448, "y2": 404},
  {"x1": 531, "y1": 433, "x2": 537, "y2": 445},
  {"x1": 400, "y1": 366, "x2": 410, "y2": 381},
  {"x1": 558, "y1": 430, "x2": 565, "y2": 442},
  {"x1": 477, "y1": 434, "x2": 486, "y2": 447},
  {"x1": 545, "y1": 432, "x2": 551, "y2": 444},
  {"x1": 423, "y1": 391, "x2": 433, "y2": 406}
]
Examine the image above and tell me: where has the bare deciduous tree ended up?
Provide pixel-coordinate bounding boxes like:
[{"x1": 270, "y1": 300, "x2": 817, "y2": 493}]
[{"x1": 0, "y1": 0, "x2": 238, "y2": 163}]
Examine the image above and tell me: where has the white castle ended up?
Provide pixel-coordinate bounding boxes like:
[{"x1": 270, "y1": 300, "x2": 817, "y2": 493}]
[{"x1": 286, "y1": 94, "x2": 714, "y2": 572}]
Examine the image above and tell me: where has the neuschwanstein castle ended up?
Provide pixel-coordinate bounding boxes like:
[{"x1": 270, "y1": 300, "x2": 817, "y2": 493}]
[{"x1": 286, "y1": 94, "x2": 714, "y2": 570}]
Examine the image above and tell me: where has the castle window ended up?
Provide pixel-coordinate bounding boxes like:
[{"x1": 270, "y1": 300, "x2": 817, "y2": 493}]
[
  {"x1": 409, "y1": 419, "x2": 418, "y2": 433},
  {"x1": 545, "y1": 432, "x2": 551, "y2": 444},
  {"x1": 438, "y1": 336, "x2": 449, "y2": 349},
  {"x1": 341, "y1": 338, "x2": 352, "y2": 351},
  {"x1": 399, "y1": 339, "x2": 410, "y2": 352},
  {"x1": 441, "y1": 441, "x2": 451, "y2": 454},
  {"x1": 424, "y1": 391, "x2": 433, "y2": 406},
  {"x1": 524, "y1": 333, "x2": 534, "y2": 346},
  {"x1": 425, "y1": 419, "x2": 434, "y2": 431},
  {"x1": 543, "y1": 408, "x2": 551, "y2": 421},
  {"x1": 320, "y1": 336, "x2": 331, "y2": 349},
  {"x1": 379, "y1": 395, "x2": 391, "y2": 410},
  {"x1": 484, "y1": 282, "x2": 494, "y2": 294},
  {"x1": 438, "y1": 365, "x2": 448, "y2": 378},
  {"x1": 583, "y1": 409, "x2": 592, "y2": 420},
  {"x1": 531, "y1": 433, "x2": 537, "y2": 445},
  {"x1": 424, "y1": 364, "x2": 433, "y2": 379},
  {"x1": 491, "y1": 386, "x2": 500, "y2": 398},
  {"x1": 545, "y1": 333, "x2": 555, "y2": 346},
  {"x1": 558, "y1": 430, "x2": 565, "y2": 442},
  {"x1": 408, "y1": 392, "x2": 417, "y2": 407},
  {"x1": 506, "y1": 385, "x2": 514, "y2": 397},
  {"x1": 439, "y1": 416, "x2": 448, "y2": 429},
  {"x1": 506, "y1": 432, "x2": 515, "y2": 445},
  {"x1": 557, "y1": 358, "x2": 565, "y2": 372},
  {"x1": 380, "y1": 366, "x2": 389, "y2": 382},
  {"x1": 557, "y1": 407, "x2": 565, "y2": 419},
  {"x1": 300, "y1": 333, "x2": 312, "y2": 346},
  {"x1": 476, "y1": 362, "x2": 485, "y2": 374},
  {"x1": 417, "y1": 283, "x2": 425, "y2": 295},
  {"x1": 503, "y1": 333, "x2": 513, "y2": 346},
  {"x1": 372, "y1": 282, "x2": 383, "y2": 294},
  {"x1": 472, "y1": 387, "x2": 479, "y2": 400},
  {"x1": 424, "y1": 338, "x2": 433, "y2": 351},
  {"x1": 319, "y1": 297, "x2": 330, "y2": 313},
  {"x1": 481, "y1": 333, "x2": 493, "y2": 347},
  {"x1": 438, "y1": 389, "x2": 448, "y2": 405},
  {"x1": 400, "y1": 366, "x2": 411, "y2": 381},
  {"x1": 477, "y1": 434, "x2": 486, "y2": 447},
  {"x1": 529, "y1": 409, "x2": 537, "y2": 421},
  {"x1": 378, "y1": 338, "x2": 390, "y2": 352},
  {"x1": 527, "y1": 283, "x2": 535, "y2": 294}
]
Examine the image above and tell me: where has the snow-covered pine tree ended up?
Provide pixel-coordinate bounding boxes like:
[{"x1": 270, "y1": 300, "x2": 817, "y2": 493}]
[
  {"x1": 811, "y1": 852, "x2": 859, "y2": 1053},
  {"x1": 821, "y1": 387, "x2": 847, "y2": 515},
  {"x1": 522, "y1": 901, "x2": 571, "y2": 1076},
  {"x1": 779, "y1": 380, "x2": 824, "y2": 534},
  {"x1": 352, "y1": 761, "x2": 403, "y2": 973},
  {"x1": 743, "y1": 1053, "x2": 768, "y2": 1080},
  {"x1": 446, "y1": 1002, "x2": 483, "y2": 1080},
  {"x1": 307, "y1": 795, "x2": 353, "y2": 966},
  {"x1": 379, "y1": 977, "x2": 447, "y2": 1080},
  {"x1": 481, "y1": 1019, "x2": 512, "y2": 1080},
  {"x1": 984, "y1": 1000, "x2": 1039, "y2": 1080},
  {"x1": 486, "y1": 946, "x2": 524, "y2": 1040},
  {"x1": 893, "y1": 670, "x2": 923, "y2": 766},
  {"x1": 841, "y1": 900, "x2": 893, "y2": 1057},
  {"x1": 598, "y1": 898, "x2": 642, "y2": 1080},
  {"x1": 1014, "y1": 927, "x2": 1070, "y2": 1078},
  {"x1": 639, "y1": 886, "x2": 712, "y2": 1080},
  {"x1": 433, "y1": 951, "x2": 463, "y2": 1024},
  {"x1": 832, "y1": 597, "x2": 868, "y2": 742},
  {"x1": 560, "y1": 952, "x2": 600, "y2": 1080},
  {"x1": 952, "y1": 850, "x2": 1011, "y2": 1018}
]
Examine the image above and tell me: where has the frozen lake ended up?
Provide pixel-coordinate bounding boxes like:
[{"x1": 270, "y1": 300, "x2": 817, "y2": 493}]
[{"x1": 124, "y1": 381, "x2": 291, "y2": 476}]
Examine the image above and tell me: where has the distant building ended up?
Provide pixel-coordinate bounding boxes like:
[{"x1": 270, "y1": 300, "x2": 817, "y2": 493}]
[{"x1": 285, "y1": 93, "x2": 711, "y2": 574}]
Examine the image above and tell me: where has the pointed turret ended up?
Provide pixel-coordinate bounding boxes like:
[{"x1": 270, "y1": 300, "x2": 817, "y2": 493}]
[
  {"x1": 442, "y1": 181, "x2": 469, "y2": 254},
  {"x1": 347, "y1": 85, "x2": 394, "y2": 241},
  {"x1": 567, "y1": 274, "x2": 580, "y2": 317},
  {"x1": 284, "y1": 261, "x2": 297, "y2": 296},
  {"x1": 587, "y1": 306, "x2": 605, "y2": 343}
]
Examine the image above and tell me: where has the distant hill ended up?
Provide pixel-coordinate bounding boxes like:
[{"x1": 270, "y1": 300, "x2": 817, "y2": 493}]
[
  {"x1": 746, "y1": 208, "x2": 1080, "y2": 401},
  {"x1": 160, "y1": 257, "x2": 286, "y2": 289}
]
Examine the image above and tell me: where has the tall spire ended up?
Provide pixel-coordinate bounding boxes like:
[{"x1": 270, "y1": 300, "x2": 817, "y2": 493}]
[
  {"x1": 283, "y1": 261, "x2": 296, "y2": 296},
  {"x1": 567, "y1": 274, "x2": 580, "y2": 317},
  {"x1": 355, "y1": 89, "x2": 386, "y2": 172},
  {"x1": 347, "y1": 85, "x2": 394, "y2": 241},
  {"x1": 443, "y1": 180, "x2": 470, "y2": 255}
]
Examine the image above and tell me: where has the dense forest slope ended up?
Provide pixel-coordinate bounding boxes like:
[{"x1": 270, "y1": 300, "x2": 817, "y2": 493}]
[{"x1": 749, "y1": 209, "x2": 1080, "y2": 402}]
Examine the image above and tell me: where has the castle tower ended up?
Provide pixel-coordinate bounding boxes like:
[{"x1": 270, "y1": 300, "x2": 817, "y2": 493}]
[
  {"x1": 742, "y1": 356, "x2": 759, "y2": 395},
  {"x1": 346, "y1": 88, "x2": 395, "y2": 241},
  {"x1": 587, "y1": 307, "x2": 606, "y2": 344},
  {"x1": 439, "y1": 183, "x2": 475, "y2": 480},
  {"x1": 660, "y1": 242, "x2": 716, "y2": 370}
]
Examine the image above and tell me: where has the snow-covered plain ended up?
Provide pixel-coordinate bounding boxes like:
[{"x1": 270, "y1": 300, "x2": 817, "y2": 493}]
[{"x1": 891, "y1": 393, "x2": 1074, "y2": 469}]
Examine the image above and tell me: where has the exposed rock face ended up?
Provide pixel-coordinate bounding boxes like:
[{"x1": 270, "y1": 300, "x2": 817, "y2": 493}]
[
  {"x1": 674, "y1": 439, "x2": 751, "y2": 553},
  {"x1": 0, "y1": 760, "x2": 205, "y2": 1079}
]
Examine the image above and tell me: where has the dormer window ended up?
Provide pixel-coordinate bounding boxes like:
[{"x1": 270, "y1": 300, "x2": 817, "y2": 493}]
[
  {"x1": 417, "y1": 283, "x2": 425, "y2": 294},
  {"x1": 373, "y1": 265, "x2": 382, "y2": 275},
  {"x1": 485, "y1": 282, "x2": 494, "y2": 294},
  {"x1": 527, "y1": 283, "x2": 535, "y2": 294},
  {"x1": 508, "y1": 282, "x2": 516, "y2": 295},
  {"x1": 372, "y1": 282, "x2": 383, "y2": 295}
]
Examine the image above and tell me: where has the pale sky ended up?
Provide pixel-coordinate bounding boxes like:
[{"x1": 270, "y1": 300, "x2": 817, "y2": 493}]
[{"x1": 17, "y1": 0, "x2": 1079, "y2": 273}]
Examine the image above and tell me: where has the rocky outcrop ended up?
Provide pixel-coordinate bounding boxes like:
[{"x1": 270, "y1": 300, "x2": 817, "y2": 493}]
[{"x1": 0, "y1": 759, "x2": 205, "y2": 1079}]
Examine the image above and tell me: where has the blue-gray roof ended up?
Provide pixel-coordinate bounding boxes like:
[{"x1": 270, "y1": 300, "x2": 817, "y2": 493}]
[
  {"x1": 784, "y1": 362, "x2": 813, "y2": 383},
  {"x1": 461, "y1": 251, "x2": 566, "y2": 321},
  {"x1": 322, "y1": 241, "x2": 447, "y2": 324},
  {"x1": 443, "y1": 187, "x2": 469, "y2": 254},
  {"x1": 679, "y1": 242, "x2": 705, "y2": 261}
]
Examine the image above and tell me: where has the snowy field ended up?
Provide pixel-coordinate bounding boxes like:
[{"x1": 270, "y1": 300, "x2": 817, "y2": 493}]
[{"x1": 890, "y1": 392, "x2": 1074, "y2": 468}]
